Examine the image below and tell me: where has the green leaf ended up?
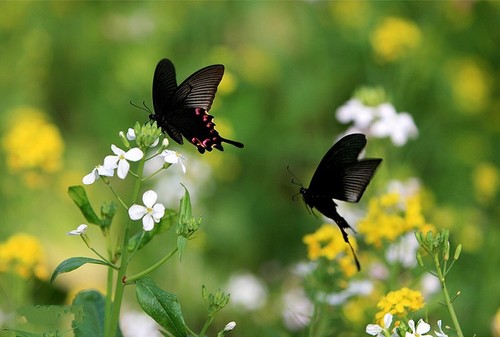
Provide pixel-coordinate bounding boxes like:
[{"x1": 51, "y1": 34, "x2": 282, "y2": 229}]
[
  {"x1": 100, "y1": 201, "x2": 117, "y2": 228},
  {"x1": 72, "y1": 290, "x2": 122, "y2": 337},
  {"x1": 51, "y1": 257, "x2": 108, "y2": 283},
  {"x1": 177, "y1": 236, "x2": 187, "y2": 262},
  {"x1": 178, "y1": 184, "x2": 192, "y2": 223},
  {"x1": 68, "y1": 186, "x2": 102, "y2": 226},
  {"x1": 127, "y1": 209, "x2": 178, "y2": 252},
  {"x1": 1, "y1": 330, "x2": 41, "y2": 337},
  {"x1": 135, "y1": 278, "x2": 186, "y2": 337}
]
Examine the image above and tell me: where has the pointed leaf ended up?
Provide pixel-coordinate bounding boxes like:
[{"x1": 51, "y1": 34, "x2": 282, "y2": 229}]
[
  {"x1": 51, "y1": 257, "x2": 108, "y2": 283},
  {"x1": 68, "y1": 186, "x2": 102, "y2": 226},
  {"x1": 177, "y1": 236, "x2": 187, "y2": 262},
  {"x1": 136, "y1": 278, "x2": 186, "y2": 337},
  {"x1": 178, "y1": 184, "x2": 192, "y2": 224}
]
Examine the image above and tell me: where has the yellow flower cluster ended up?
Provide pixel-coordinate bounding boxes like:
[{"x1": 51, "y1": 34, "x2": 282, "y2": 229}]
[
  {"x1": 375, "y1": 287, "x2": 424, "y2": 325},
  {"x1": 0, "y1": 233, "x2": 49, "y2": 280},
  {"x1": 303, "y1": 224, "x2": 358, "y2": 277},
  {"x1": 370, "y1": 17, "x2": 422, "y2": 62},
  {"x1": 358, "y1": 192, "x2": 434, "y2": 248},
  {"x1": 472, "y1": 162, "x2": 499, "y2": 204},
  {"x1": 2, "y1": 106, "x2": 64, "y2": 174}
]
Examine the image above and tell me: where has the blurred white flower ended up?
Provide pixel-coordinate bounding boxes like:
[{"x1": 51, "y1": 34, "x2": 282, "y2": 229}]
[
  {"x1": 420, "y1": 273, "x2": 441, "y2": 298},
  {"x1": 82, "y1": 164, "x2": 115, "y2": 185},
  {"x1": 68, "y1": 224, "x2": 88, "y2": 236},
  {"x1": 223, "y1": 321, "x2": 237, "y2": 332},
  {"x1": 128, "y1": 190, "x2": 165, "y2": 231},
  {"x1": 406, "y1": 319, "x2": 432, "y2": 337},
  {"x1": 325, "y1": 280, "x2": 374, "y2": 306},
  {"x1": 282, "y1": 288, "x2": 313, "y2": 331},
  {"x1": 336, "y1": 99, "x2": 418, "y2": 146},
  {"x1": 386, "y1": 232, "x2": 419, "y2": 268},
  {"x1": 387, "y1": 178, "x2": 421, "y2": 199},
  {"x1": 336, "y1": 99, "x2": 376, "y2": 129},
  {"x1": 104, "y1": 144, "x2": 143, "y2": 179},
  {"x1": 226, "y1": 272, "x2": 267, "y2": 311},
  {"x1": 120, "y1": 310, "x2": 162, "y2": 337},
  {"x1": 126, "y1": 128, "x2": 159, "y2": 147},
  {"x1": 370, "y1": 103, "x2": 418, "y2": 146},
  {"x1": 366, "y1": 313, "x2": 393, "y2": 337}
]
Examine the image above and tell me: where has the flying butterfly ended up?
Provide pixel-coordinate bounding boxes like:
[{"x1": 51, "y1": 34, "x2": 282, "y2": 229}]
[
  {"x1": 150, "y1": 58, "x2": 244, "y2": 154},
  {"x1": 298, "y1": 133, "x2": 382, "y2": 270}
]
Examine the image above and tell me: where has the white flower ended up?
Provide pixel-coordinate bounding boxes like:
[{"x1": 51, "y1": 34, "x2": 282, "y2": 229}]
[
  {"x1": 226, "y1": 273, "x2": 267, "y2": 311},
  {"x1": 405, "y1": 319, "x2": 432, "y2": 337},
  {"x1": 223, "y1": 321, "x2": 236, "y2": 332},
  {"x1": 434, "y1": 320, "x2": 448, "y2": 337},
  {"x1": 82, "y1": 164, "x2": 115, "y2": 185},
  {"x1": 104, "y1": 144, "x2": 143, "y2": 179},
  {"x1": 282, "y1": 288, "x2": 313, "y2": 331},
  {"x1": 366, "y1": 313, "x2": 393, "y2": 336},
  {"x1": 68, "y1": 224, "x2": 88, "y2": 236},
  {"x1": 120, "y1": 310, "x2": 163, "y2": 337},
  {"x1": 336, "y1": 99, "x2": 376, "y2": 129},
  {"x1": 386, "y1": 232, "x2": 419, "y2": 268},
  {"x1": 128, "y1": 190, "x2": 165, "y2": 231},
  {"x1": 160, "y1": 150, "x2": 186, "y2": 174},
  {"x1": 370, "y1": 103, "x2": 418, "y2": 146}
]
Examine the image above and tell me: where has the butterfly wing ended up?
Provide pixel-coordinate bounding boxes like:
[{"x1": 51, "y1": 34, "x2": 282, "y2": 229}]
[
  {"x1": 308, "y1": 133, "x2": 381, "y2": 202},
  {"x1": 152, "y1": 59, "x2": 178, "y2": 114},
  {"x1": 174, "y1": 64, "x2": 224, "y2": 111}
]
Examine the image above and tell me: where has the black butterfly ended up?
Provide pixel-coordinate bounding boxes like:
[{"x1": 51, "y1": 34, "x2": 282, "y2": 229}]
[
  {"x1": 299, "y1": 133, "x2": 382, "y2": 270},
  {"x1": 150, "y1": 58, "x2": 244, "y2": 154}
]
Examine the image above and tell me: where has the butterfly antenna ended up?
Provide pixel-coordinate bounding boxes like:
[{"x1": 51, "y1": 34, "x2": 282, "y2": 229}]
[
  {"x1": 130, "y1": 100, "x2": 152, "y2": 114},
  {"x1": 286, "y1": 165, "x2": 303, "y2": 186}
]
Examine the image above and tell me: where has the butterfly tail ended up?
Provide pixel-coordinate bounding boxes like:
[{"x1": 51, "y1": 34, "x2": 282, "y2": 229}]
[{"x1": 221, "y1": 137, "x2": 244, "y2": 149}]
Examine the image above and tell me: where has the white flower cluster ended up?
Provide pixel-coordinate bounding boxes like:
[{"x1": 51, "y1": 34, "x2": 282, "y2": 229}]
[
  {"x1": 366, "y1": 313, "x2": 448, "y2": 337},
  {"x1": 336, "y1": 99, "x2": 418, "y2": 146}
]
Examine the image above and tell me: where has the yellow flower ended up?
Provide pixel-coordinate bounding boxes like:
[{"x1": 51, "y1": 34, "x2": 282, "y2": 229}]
[
  {"x1": 2, "y1": 106, "x2": 64, "y2": 176},
  {"x1": 0, "y1": 233, "x2": 49, "y2": 280},
  {"x1": 358, "y1": 192, "x2": 434, "y2": 248},
  {"x1": 472, "y1": 162, "x2": 499, "y2": 204},
  {"x1": 375, "y1": 287, "x2": 424, "y2": 325},
  {"x1": 447, "y1": 58, "x2": 491, "y2": 114},
  {"x1": 370, "y1": 17, "x2": 421, "y2": 62},
  {"x1": 329, "y1": 0, "x2": 370, "y2": 29},
  {"x1": 303, "y1": 224, "x2": 358, "y2": 277}
]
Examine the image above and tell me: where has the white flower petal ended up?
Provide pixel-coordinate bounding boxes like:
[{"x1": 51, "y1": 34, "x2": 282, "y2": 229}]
[
  {"x1": 104, "y1": 155, "x2": 119, "y2": 169},
  {"x1": 111, "y1": 144, "x2": 125, "y2": 156},
  {"x1": 97, "y1": 165, "x2": 114, "y2": 177},
  {"x1": 142, "y1": 190, "x2": 158, "y2": 207},
  {"x1": 224, "y1": 322, "x2": 236, "y2": 332},
  {"x1": 117, "y1": 159, "x2": 130, "y2": 179},
  {"x1": 126, "y1": 128, "x2": 136, "y2": 140},
  {"x1": 142, "y1": 214, "x2": 155, "y2": 231},
  {"x1": 128, "y1": 205, "x2": 147, "y2": 220},
  {"x1": 152, "y1": 203, "x2": 165, "y2": 220},
  {"x1": 124, "y1": 148, "x2": 144, "y2": 161},
  {"x1": 365, "y1": 324, "x2": 383, "y2": 336},
  {"x1": 68, "y1": 224, "x2": 88, "y2": 235},
  {"x1": 383, "y1": 313, "x2": 393, "y2": 328},
  {"x1": 162, "y1": 150, "x2": 179, "y2": 164},
  {"x1": 82, "y1": 169, "x2": 98, "y2": 185},
  {"x1": 416, "y1": 320, "x2": 431, "y2": 334},
  {"x1": 151, "y1": 137, "x2": 160, "y2": 147}
]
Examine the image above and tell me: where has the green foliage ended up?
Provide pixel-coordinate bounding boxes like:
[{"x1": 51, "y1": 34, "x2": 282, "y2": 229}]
[
  {"x1": 68, "y1": 186, "x2": 103, "y2": 227},
  {"x1": 50, "y1": 257, "x2": 110, "y2": 283}
]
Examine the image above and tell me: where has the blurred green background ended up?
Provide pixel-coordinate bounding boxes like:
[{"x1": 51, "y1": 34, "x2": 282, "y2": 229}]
[{"x1": 1, "y1": 2, "x2": 499, "y2": 336}]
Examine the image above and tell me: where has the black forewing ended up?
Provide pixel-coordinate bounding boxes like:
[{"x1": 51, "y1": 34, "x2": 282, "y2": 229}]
[
  {"x1": 152, "y1": 59, "x2": 178, "y2": 115},
  {"x1": 174, "y1": 65, "x2": 224, "y2": 111},
  {"x1": 308, "y1": 133, "x2": 381, "y2": 202}
]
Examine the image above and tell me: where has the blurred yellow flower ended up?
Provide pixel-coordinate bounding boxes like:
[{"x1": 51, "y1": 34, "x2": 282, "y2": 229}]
[
  {"x1": 472, "y1": 162, "x2": 499, "y2": 204},
  {"x1": 2, "y1": 106, "x2": 64, "y2": 176},
  {"x1": 329, "y1": 0, "x2": 369, "y2": 29},
  {"x1": 218, "y1": 70, "x2": 237, "y2": 95},
  {"x1": 448, "y1": 58, "x2": 491, "y2": 114},
  {"x1": 358, "y1": 192, "x2": 434, "y2": 248},
  {"x1": 0, "y1": 233, "x2": 49, "y2": 280},
  {"x1": 370, "y1": 17, "x2": 421, "y2": 62},
  {"x1": 303, "y1": 224, "x2": 358, "y2": 277},
  {"x1": 375, "y1": 287, "x2": 424, "y2": 325}
]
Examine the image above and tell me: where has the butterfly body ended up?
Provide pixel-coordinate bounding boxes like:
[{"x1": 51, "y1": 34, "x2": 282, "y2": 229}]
[
  {"x1": 299, "y1": 133, "x2": 382, "y2": 270},
  {"x1": 151, "y1": 59, "x2": 244, "y2": 154}
]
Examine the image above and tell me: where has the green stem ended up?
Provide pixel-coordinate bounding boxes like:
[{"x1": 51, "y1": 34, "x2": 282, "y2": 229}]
[
  {"x1": 124, "y1": 247, "x2": 178, "y2": 284},
  {"x1": 106, "y1": 158, "x2": 145, "y2": 337},
  {"x1": 142, "y1": 164, "x2": 170, "y2": 181},
  {"x1": 433, "y1": 254, "x2": 464, "y2": 337},
  {"x1": 198, "y1": 315, "x2": 214, "y2": 337},
  {"x1": 104, "y1": 181, "x2": 128, "y2": 210}
]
